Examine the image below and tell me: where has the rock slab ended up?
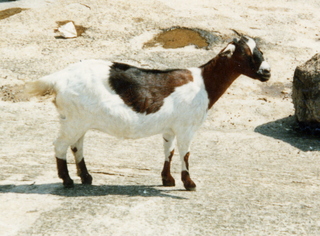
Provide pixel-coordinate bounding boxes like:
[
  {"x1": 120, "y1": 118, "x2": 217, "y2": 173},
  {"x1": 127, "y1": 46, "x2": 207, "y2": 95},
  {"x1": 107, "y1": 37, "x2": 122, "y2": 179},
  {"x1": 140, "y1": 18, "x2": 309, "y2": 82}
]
[{"x1": 292, "y1": 53, "x2": 320, "y2": 131}]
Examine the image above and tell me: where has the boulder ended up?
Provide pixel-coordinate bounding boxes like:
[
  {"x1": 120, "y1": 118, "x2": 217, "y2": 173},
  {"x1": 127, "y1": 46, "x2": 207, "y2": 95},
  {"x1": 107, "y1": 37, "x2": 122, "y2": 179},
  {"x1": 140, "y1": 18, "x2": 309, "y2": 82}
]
[{"x1": 292, "y1": 53, "x2": 320, "y2": 132}]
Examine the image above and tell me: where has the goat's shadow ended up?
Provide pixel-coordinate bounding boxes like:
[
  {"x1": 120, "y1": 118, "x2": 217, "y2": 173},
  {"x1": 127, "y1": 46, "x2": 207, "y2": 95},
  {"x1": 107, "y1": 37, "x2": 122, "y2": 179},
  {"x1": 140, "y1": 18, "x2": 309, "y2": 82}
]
[
  {"x1": 0, "y1": 0, "x2": 19, "y2": 3},
  {"x1": 254, "y1": 116, "x2": 320, "y2": 151},
  {"x1": 0, "y1": 183, "x2": 186, "y2": 199}
]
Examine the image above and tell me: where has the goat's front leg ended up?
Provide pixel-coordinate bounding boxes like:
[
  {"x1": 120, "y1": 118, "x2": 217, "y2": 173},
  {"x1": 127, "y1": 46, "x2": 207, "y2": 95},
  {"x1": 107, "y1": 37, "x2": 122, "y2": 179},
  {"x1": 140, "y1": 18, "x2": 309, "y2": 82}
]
[
  {"x1": 177, "y1": 134, "x2": 196, "y2": 191},
  {"x1": 161, "y1": 133, "x2": 176, "y2": 186},
  {"x1": 71, "y1": 135, "x2": 92, "y2": 185}
]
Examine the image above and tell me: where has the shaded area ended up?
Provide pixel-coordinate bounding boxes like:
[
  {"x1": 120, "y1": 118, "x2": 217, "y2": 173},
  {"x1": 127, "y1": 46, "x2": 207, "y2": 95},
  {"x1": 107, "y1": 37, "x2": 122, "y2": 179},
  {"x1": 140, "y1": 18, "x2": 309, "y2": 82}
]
[
  {"x1": 258, "y1": 81, "x2": 290, "y2": 98},
  {"x1": 0, "y1": 7, "x2": 27, "y2": 20},
  {"x1": 144, "y1": 27, "x2": 220, "y2": 49},
  {"x1": 0, "y1": 183, "x2": 186, "y2": 199},
  {"x1": 255, "y1": 116, "x2": 320, "y2": 151}
]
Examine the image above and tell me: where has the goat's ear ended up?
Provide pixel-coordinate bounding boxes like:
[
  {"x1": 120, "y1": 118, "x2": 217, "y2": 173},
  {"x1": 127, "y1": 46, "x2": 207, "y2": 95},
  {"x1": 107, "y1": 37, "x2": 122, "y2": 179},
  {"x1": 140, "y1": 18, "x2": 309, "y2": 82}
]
[{"x1": 220, "y1": 43, "x2": 236, "y2": 58}]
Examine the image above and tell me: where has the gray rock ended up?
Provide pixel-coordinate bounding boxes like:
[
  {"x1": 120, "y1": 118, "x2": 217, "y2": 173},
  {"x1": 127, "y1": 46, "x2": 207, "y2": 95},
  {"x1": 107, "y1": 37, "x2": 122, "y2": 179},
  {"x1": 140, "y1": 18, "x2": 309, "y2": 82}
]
[{"x1": 292, "y1": 53, "x2": 320, "y2": 132}]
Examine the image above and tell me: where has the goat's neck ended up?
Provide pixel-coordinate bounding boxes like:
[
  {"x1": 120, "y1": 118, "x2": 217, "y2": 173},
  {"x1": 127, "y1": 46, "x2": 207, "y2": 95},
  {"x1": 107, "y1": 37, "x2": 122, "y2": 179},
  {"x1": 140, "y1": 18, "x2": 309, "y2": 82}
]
[{"x1": 200, "y1": 56, "x2": 240, "y2": 109}]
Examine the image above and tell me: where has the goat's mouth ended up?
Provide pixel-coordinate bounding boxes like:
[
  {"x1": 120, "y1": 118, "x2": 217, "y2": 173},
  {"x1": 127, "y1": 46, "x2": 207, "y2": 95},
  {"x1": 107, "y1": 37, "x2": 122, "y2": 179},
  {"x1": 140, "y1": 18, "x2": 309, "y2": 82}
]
[{"x1": 257, "y1": 72, "x2": 271, "y2": 82}]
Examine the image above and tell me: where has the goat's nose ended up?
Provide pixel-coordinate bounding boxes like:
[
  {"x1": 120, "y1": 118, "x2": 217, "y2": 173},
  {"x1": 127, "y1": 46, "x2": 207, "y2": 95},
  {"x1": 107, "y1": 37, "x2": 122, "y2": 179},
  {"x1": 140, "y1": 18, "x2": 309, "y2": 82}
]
[{"x1": 258, "y1": 61, "x2": 271, "y2": 74}]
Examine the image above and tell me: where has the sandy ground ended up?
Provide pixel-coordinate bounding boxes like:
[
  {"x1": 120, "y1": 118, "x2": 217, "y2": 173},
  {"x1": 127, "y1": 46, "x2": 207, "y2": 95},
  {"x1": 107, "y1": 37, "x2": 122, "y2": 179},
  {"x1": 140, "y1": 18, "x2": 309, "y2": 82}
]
[{"x1": 1, "y1": 0, "x2": 320, "y2": 235}]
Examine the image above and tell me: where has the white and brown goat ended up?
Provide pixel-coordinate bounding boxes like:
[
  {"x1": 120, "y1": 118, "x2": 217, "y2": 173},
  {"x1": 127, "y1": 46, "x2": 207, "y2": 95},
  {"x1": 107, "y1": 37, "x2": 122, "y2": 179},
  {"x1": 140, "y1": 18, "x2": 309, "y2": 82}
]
[{"x1": 27, "y1": 35, "x2": 271, "y2": 190}]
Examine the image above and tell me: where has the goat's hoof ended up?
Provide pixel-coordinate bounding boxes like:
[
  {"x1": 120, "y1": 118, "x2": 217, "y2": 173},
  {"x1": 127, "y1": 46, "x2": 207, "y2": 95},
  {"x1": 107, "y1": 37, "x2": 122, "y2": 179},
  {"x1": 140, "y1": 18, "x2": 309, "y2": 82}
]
[
  {"x1": 184, "y1": 181, "x2": 196, "y2": 191},
  {"x1": 81, "y1": 174, "x2": 93, "y2": 185},
  {"x1": 63, "y1": 178, "x2": 74, "y2": 188},
  {"x1": 162, "y1": 176, "x2": 175, "y2": 187},
  {"x1": 185, "y1": 185, "x2": 196, "y2": 191},
  {"x1": 181, "y1": 171, "x2": 196, "y2": 191}
]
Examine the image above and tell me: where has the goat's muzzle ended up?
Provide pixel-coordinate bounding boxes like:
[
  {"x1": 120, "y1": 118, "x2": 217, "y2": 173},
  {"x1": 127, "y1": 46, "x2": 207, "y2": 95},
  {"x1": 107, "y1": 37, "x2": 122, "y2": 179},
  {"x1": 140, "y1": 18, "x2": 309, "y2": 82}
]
[
  {"x1": 257, "y1": 70, "x2": 271, "y2": 82},
  {"x1": 257, "y1": 61, "x2": 271, "y2": 82}
]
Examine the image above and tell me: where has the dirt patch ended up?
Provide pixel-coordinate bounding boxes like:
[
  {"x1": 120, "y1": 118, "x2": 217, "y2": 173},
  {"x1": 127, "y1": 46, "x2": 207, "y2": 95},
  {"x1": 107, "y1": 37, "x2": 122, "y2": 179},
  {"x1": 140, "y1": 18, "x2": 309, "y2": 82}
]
[
  {"x1": 259, "y1": 81, "x2": 291, "y2": 98},
  {"x1": 144, "y1": 27, "x2": 220, "y2": 49},
  {"x1": 0, "y1": 84, "x2": 28, "y2": 102},
  {"x1": 0, "y1": 8, "x2": 27, "y2": 20},
  {"x1": 55, "y1": 20, "x2": 87, "y2": 37}
]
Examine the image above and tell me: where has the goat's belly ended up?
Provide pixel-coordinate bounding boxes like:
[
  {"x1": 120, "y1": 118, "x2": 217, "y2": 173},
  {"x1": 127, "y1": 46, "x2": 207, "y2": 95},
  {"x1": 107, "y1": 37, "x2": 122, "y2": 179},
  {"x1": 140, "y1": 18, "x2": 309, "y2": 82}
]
[
  {"x1": 94, "y1": 122, "x2": 170, "y2": 139},
  {"x1": 92, "y1": 112, "x2": 172, "y2": 139}
]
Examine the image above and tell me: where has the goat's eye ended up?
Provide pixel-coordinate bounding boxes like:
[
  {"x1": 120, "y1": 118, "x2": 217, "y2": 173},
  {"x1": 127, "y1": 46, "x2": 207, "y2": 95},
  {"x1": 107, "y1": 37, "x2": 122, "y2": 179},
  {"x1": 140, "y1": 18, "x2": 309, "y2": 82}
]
[{"x1": 241, "y1": 49, "x2": 248, "y2": 57}]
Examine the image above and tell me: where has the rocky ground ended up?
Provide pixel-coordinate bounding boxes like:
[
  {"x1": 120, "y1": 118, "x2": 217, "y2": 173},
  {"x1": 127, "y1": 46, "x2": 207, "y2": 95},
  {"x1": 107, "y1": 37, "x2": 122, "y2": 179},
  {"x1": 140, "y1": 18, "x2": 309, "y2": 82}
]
[{"x1": 1, "y1": 0, "x2": 320, "y2": 235}]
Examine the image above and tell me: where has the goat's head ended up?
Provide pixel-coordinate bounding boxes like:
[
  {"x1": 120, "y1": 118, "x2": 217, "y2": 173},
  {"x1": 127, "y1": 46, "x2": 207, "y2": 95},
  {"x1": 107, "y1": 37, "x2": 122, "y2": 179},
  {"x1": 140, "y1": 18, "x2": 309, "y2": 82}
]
[{"x1": 220, "y1": 35, "x2": 271, "y2": 82}]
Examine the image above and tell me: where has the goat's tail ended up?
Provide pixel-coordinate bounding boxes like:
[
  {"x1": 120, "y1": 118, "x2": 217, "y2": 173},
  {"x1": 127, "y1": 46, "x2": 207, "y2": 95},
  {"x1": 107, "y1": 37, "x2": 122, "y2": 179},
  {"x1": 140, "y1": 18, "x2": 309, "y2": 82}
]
[{"x1": 25, "y1": 75, "x2": 57, "y2": 97}]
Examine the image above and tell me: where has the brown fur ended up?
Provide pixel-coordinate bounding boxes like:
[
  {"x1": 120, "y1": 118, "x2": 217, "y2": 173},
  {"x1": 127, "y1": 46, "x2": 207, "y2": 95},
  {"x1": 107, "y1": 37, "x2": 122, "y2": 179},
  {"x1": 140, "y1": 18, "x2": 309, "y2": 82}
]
[
  {"x1": 109, "y1": 63, "x2": 193, "y2": 114},
  {"x1": 161, "y1": 150, "x2": 175, "y2": 186},
  {"x1": 76, "y1": 158, "x2": 92, "y2": 185},
  {"x1": 183, "y1": 152, "x2": 190, "y2": 170},
  {"x1": 56, "y1": 157, "x2": 74, "y2": 188},
  {"x1": 181, "y1": 170, "x2": 196, "y2": 191},
  {"x1": 201, "y1": 54, "x2": 240, "y2": 109},
  {"x1": 201, "y1": 37, "x2": 269, "y2": 109}
]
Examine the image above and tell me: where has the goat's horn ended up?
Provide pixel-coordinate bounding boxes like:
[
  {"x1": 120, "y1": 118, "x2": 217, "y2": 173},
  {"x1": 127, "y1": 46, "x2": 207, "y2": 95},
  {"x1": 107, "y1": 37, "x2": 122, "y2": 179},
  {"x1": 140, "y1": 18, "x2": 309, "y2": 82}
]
[{"x1": 231, "y1": 29, "x2": 242, "y2": 37}]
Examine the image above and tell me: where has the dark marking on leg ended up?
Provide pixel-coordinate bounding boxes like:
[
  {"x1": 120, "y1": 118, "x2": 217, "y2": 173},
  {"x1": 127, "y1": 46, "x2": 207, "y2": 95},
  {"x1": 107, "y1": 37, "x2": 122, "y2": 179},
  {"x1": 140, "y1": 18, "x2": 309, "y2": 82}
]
[
  {"x1": 184, "y1": 152, "x2": 190, "y2": 171},
  {"x1": 161, "y1": 150, "x2": 175, "y2": 186},
  {"x1": 163, "y1": 137, "x2": 168, "y2": 142},
  {"x1": 181, "y1": 170, "x2": 196, "y2": 191},
  {"x1": 181, "y1": 152, "x2": 196, "y2": 191},
  {"x1": 56, "y1": 157, "x2": 74, "y2": 188},
  {"x1": 71, "y1": 147, "x2": 78, "y2": 153},
  {"x1": 77, "y1": 158, "x2": 93, "y2": 185}
]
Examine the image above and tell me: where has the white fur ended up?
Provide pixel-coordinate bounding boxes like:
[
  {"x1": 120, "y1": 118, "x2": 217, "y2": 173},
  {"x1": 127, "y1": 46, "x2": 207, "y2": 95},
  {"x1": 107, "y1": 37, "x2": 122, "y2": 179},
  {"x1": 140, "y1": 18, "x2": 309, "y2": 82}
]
[
  {"x1": 53, "y1": 62, "x2": 208, "y2": 140},
  {"x1": 245, "y1": 37, "x2": 256, "y2": 54},
  {"x1": 222, "y1": 44, "x2": 236, "y2": 58},
  {"x1": 258, "y1": 60, "x2": 271, "y2": 73},
  {"x1": 33, "y1": 60, "x2": 209, "y2": 174}
]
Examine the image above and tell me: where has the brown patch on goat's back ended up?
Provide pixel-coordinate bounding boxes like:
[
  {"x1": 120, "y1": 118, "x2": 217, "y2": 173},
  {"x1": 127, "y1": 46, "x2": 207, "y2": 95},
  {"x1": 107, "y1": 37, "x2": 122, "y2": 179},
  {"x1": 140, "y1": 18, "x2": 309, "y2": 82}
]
[{"x1": 109, "y1": 63, "x2": 193, "y2": 114}]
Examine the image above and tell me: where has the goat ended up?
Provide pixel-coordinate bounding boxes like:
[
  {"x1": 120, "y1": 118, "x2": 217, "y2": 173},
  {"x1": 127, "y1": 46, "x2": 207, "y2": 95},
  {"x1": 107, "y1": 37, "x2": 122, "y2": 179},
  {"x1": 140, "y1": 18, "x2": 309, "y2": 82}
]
[{"x1": 26, "y1": 35, "x2": 271, "y2": 190}]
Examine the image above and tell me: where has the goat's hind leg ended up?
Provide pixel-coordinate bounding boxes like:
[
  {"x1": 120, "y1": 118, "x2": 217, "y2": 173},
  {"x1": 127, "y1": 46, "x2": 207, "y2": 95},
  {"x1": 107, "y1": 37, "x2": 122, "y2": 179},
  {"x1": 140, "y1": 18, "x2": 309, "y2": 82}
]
[
  {"x1": 161, "y1": 133, "x2": 176, "y2": 187},
  {"x1": 71, "y1": 135, "x2": 92, "y2": 185},
  {"x1": 54, "y1": 137, "x2": 74, "y2": 188}
]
